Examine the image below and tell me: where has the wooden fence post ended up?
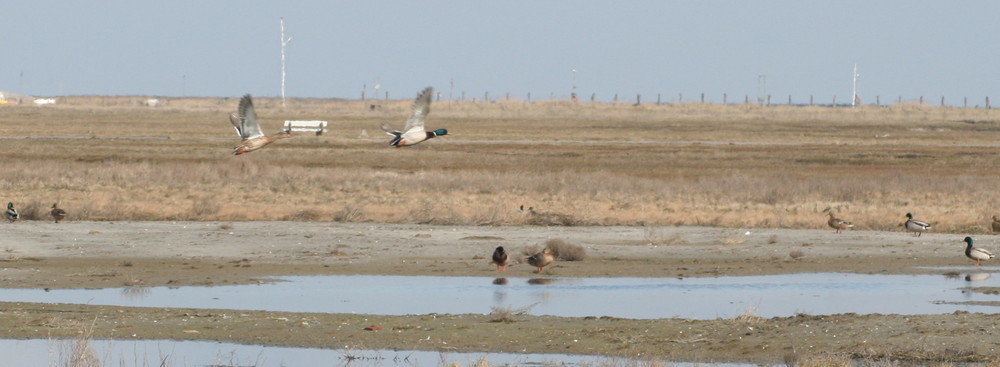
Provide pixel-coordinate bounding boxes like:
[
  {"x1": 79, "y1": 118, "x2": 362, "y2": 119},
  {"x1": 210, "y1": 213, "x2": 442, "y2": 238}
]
[{"x1": 723, "y1": 93, "x2": 727, "y2": 105}]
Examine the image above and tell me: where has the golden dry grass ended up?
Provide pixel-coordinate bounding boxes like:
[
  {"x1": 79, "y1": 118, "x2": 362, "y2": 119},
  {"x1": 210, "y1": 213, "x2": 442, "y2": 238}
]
[{"x1": 3, "y1": 96, "x2": 1000, "y2": 232}]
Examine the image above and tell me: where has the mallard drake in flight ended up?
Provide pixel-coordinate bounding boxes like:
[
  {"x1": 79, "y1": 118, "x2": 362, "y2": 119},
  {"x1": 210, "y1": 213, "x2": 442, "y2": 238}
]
[
  {"x1": 492, "y1": 246, "x2": 509, "y2": 271},
  {"x1": 527, "y1": 248, "x2": 554, "y2": 273},
  {"x1": 902, "y1": 212, "x2": 931, "y2": 237},
  {"x1": 827, "y1": 212, "x2": 853, "y2": 233},
  {"x1": 50, "y1": 203, "x2": 67, "y2": 223},
  {"x1": 5, "y1": 202, "x2": 18, "y2": 223},
  {"x1": 380, "y1": 87, "x2": 447, "y2": 147},
  {"x1": 230, "y1": 94, "x2": 292, "y2": 155},
  {"x1": 963, "y1": 236, "x2": 994, "y2": 266}
]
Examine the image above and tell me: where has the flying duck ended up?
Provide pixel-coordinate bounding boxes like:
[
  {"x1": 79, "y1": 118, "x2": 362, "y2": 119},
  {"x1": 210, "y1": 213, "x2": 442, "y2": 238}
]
[
  {"x1": 230, "y1": 94, "x2": 292, "y2": 155},
  {"x1": 380, "y1": 87, "x2": 447, "y2": 147}
]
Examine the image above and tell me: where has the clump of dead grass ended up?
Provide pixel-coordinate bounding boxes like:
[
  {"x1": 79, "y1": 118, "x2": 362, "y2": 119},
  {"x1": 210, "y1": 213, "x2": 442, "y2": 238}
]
[
  {"x1": 333, "y1": 205, "x2": 365, "y2": 222},
  {"x1": 488, "y1": 302, "x2": 538, "y2": 323},
  {"x1": 544, "y1": 239, "x2": 587, "y2": 261},
  {"x1": 731, "y1": 303, "x2": 764, "y2": 326},
  {"x1": 283, "y1": 209, "x2": 326, "y2": 221},
  {"x1": 789, "y1": 249, "x2": 806, "y2": 260},
  {"x1": 719, "y1": 231, "x2": 748, "y2": 245},
  {"x1": 55, "y1": 319, "x2": 101, "y2": 367}
]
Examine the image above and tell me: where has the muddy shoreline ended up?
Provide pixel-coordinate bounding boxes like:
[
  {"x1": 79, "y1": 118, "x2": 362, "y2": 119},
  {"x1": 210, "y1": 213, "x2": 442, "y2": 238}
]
[{"x1": 1, "y1": 221, "x2": 999, "y2": 363}]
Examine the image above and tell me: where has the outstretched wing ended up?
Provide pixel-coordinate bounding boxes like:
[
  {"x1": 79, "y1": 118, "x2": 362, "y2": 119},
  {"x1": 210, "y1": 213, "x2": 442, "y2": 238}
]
[
  {"x1": 379, "y1": 122, "x2": 399, "y2": 135},
  {"x1": 401, "y1": 87, "x2": 433, "y2": 135},
  {"x1": 230, "y1": 94, "x2": 264, "y2": 140}
]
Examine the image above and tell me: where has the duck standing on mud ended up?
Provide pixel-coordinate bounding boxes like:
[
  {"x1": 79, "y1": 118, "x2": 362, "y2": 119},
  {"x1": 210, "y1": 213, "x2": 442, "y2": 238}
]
[
  {"x1": 963, "y1": 236, "x2": 995, "y2": 266},
  {"x1": 902, "y1": 213, "x2": 931, "y2": 237},
  {"x1": 4, "y1": 202, "x2": 17, "y2": 223},
  {"x1": 492, "y1": 246, "x2": 509, "y2": 271},
  {"x1": 50, "y1": 203, "x2": 67, "y2": 223},
  {"x1": 827, "y1": 212, "x2": 853, "y2": 233},
  {"x1": 527, "y1": 248, "x2": 554, "y2": 273}
]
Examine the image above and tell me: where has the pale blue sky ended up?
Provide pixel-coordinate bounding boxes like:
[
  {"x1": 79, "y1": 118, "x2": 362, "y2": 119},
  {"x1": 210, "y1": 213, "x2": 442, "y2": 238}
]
[{"x1": 2, "y1": 1, "x2": 998, "y2": 104}]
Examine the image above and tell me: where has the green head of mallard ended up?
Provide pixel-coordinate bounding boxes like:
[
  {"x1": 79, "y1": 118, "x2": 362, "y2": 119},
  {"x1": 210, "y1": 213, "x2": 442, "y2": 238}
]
[
  {"x1": 905, "y1": 212, "x2": 914, "y2": 219},
  {"x1": 964, "y1": 236, "x2": 975, "y2": 246},
  {"x1": 432, "y1": 129, "x2": 448, "y2": 137},
  {"x1": 6, "y1": 202, "x2": 12, "y2": 210}
]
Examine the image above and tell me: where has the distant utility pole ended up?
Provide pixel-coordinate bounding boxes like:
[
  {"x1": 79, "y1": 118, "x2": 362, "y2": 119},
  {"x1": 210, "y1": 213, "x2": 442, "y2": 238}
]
[
  {"x1": 851, "y1": 64, "x2": 860, "y2": 107},
  {"x1": 757, "y1": 75, "x2": 766, "y2": 105},
  {"x1": 571, "y1": 69, "x2": 578, "y2": 102},
  {"x1": 280, "y1": 17, "x2": 293, "y2": 107}
]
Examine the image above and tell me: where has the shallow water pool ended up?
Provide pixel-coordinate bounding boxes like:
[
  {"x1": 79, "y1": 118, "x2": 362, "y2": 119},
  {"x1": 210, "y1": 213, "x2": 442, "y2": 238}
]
[
  {"x1": 1, "y1": 271, "x2": 998, "y2": 319},
  {"x1": 0, "y1": 338, "x2": 751, "y2": 367}
]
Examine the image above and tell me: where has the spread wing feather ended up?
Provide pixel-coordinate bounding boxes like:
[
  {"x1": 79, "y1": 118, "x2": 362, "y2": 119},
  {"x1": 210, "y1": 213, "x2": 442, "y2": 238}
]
[
  {"x1": 231, "y1": 94, "x2": 263, "y2": 140},
  {"x1": 401, "y1": 87, "x2": 433, "y2": 134}
]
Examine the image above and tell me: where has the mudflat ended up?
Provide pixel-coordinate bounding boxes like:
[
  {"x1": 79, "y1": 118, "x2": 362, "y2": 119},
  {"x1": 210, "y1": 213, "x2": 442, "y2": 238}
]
[{"x1": 1, "y1": 220, "x2": 997, "y2": 364}]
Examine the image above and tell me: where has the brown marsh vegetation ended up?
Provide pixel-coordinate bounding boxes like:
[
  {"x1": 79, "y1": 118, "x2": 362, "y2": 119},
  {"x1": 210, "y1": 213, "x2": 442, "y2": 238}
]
[{"x1": 3, "y1": 96, "x2": 1000, "y2": 233}]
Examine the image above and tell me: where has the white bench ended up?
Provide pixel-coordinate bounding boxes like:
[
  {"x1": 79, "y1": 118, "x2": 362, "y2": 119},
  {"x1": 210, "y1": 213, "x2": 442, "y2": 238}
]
[{"x1": 283, "y1": 120, "x2": 328, "y2": 135}]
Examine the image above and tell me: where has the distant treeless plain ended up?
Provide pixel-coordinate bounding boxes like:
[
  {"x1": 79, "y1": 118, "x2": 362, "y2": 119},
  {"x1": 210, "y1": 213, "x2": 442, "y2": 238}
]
[{"x1": 3, "y1": 96, "x2": 1000, "y2": 234}]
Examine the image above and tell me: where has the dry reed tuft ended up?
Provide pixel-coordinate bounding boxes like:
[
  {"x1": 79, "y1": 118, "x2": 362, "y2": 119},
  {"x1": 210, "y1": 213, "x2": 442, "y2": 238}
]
[
  {"x1": 488, "y1": 303, "x2": 538, "y2": 323},
  {"x1": 731, "y1": 303, "x2": 764, "y2": 327},
  {"x1": 283, "y1": 209, "x2": 326, "y2": 221},
  {"x1": 544, "y1": 239, "x2": 587, "y2": 261},
  {"x1": 789, "y1": 249, "x2": 806, "y2": 260},
  {"x1": 333, "y1": 205, "x2": 365, "y2": 222},
  {"x1": 56, "y1": 319, "x2": 101, "y2": 367}
]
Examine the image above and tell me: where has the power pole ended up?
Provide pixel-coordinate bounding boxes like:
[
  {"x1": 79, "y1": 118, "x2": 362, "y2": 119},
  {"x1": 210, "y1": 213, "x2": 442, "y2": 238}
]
[{"x1": 280, "y1": 17, "x2": 292, "y2": 107}]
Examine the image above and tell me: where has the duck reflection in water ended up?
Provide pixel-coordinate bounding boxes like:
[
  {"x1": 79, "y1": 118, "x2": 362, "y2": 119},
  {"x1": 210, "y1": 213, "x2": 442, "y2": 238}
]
[
  {"x1": 527, "y1": 278, "x2": 553, "y2": 285},
  {"x1": 492, "y1": 278, "x2": 508, "y2": 304},
  {"x1": 965, "y1": 273, "x2": 991, "y2": 282}
]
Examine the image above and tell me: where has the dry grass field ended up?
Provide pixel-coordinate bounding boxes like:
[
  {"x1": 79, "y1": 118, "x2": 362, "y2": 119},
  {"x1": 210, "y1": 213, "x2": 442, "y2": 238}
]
[{"x1": 3, "y1": 96, "x2": 1000, "y2": 233}]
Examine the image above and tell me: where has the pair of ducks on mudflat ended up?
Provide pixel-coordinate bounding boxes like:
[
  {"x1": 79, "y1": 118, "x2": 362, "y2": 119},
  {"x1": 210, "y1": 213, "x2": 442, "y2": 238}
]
[
  {"x1": 230, "y1": 87, "x2": 448, "y2": 155},
  {"x1": 490, "y1": 246, "x2": 554, "y2": 273},
  {"x1": 4, "y1": 202, "x2": 67, "y2": 223},
  {"x1": 828, "y1": 212, "x2": 995, "y2": 266},
  {"x1": 825, "y1": 212, "x2": 931, "y2": 236}
]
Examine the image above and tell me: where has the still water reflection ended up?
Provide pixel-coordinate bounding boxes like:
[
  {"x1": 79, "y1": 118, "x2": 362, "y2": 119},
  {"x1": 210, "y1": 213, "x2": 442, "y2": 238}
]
[{"x1": 0, "y1": 272, "x2": 997, "y2": 319}]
